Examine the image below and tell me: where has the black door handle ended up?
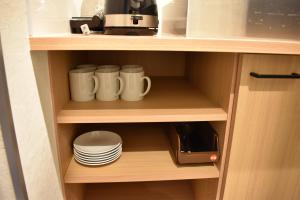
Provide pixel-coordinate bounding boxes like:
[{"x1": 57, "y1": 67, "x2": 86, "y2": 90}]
[{"x1": 250, "y1": 72, "x2": 300, "y2": 79}]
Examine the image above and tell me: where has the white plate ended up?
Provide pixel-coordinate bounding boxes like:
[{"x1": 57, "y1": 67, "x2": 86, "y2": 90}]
[
  {"x1": 74, "y1": 148, "x2": 122, "y2": 161},
  {"x1": 74, "y1": 152, "x2": 122, "y2": 163},
  {"x1": 74, "y1": 145, "x2": 121, "y2": 158},
  {"x1": 74, "y1": 148, "x2": 121, "y2": 160},
  {"x1": 74, "y1": 131, "x2": 122, "y2": 153},
  {"x1": 74, "y1": 155, "x2": 120, "y2": 166},
  {"x1": 74, "y1": 143, "x2": 122, "y2": 156},
  {"x1": 74, "y1": 152, "x2": 121, "y2": 166}
]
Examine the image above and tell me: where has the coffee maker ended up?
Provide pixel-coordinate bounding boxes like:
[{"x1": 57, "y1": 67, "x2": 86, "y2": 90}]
[{"x1": 104, "y1": 0, "x2": 159, "y2": 35}]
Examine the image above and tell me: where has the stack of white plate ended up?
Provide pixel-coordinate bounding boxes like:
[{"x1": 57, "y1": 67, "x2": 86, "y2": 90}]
[{"x1": 73, "y1": 131, "x2": 122, "y2": 166}]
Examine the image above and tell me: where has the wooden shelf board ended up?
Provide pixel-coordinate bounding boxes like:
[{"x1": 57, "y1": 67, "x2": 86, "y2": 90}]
[
  {"x1": 30, "y1": 34, "x2": 300, "y2": 55},
  {"x1": 64, "y1": 125, "x2": 219, "y2": 183},
  {"x1": 57, "y1": 77, "x2": 227, "y2": 123},
  {"x1": 84, "y1": 181, "x2": 195, "y2": 200}
]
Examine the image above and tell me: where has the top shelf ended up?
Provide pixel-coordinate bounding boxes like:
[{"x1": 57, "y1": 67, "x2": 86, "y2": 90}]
[{"x1": 29, "y1": 34, "x2": 300, "y2": 55}]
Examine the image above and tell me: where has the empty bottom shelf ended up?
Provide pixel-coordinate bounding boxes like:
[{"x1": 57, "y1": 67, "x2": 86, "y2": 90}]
[{"x1": 84, "y1": 181, "x2": 195, "y2": 200}]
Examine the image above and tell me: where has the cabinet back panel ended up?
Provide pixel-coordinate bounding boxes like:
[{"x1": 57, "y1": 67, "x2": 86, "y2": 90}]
[
  {"x1": 87, "y1": 51, "x2": 186, "y2": 77},
  {"x1": 192, "y1": 179, "x2": 218, "y2": 200}
]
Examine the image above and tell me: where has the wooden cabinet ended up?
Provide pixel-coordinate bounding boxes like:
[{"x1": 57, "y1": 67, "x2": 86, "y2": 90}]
[
  {"x1": 29, "y1": 35, "x2": 300, "y2": 200},
  {"x1": 44, "y1": 50, "x2": 238, "y2": 200},
  {"x1": 223, "y1": 54, "x2": 300, "y2": 200}
]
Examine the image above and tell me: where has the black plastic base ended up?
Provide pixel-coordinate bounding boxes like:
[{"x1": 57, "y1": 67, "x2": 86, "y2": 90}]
[{"x1": 104, "y1": 27, "x2": 158, "y2": 36}]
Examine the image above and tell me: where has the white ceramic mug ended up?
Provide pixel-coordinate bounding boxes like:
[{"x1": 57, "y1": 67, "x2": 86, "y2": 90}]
[
  {"x1": 69, "y1": 68, "x2": 98, "y2": 102},
  {"x1": 120, "y1": 65, "x2": 151, "y2": 101},
  {"x1": 76, "y1": 64, "x2": 97, "y2": 71},
  {"x1": 95, "y1": 66, "x2": 124, "y2": 101}
]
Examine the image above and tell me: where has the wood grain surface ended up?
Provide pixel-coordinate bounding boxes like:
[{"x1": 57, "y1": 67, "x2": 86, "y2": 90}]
[{"x1": 223, "y1": 54, "x2": 300, "y2": 200}]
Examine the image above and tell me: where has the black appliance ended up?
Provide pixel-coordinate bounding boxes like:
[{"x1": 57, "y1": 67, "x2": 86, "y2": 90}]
[
  {"x1": 70, "y1": 16, "x2": 104, "y2": 34},
  {"x1": 104, "y1": 0, "x2": 159, "y2": 35}
]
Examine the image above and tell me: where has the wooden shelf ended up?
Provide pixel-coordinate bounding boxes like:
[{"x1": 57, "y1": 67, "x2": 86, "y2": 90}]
[
  {"x1": 84, "y1": 181, "x2": 195, "y2": 200},
  {"x1": 30, "y1": 34, "x2": 300, "y2": 55},
  {"x1": 58, "y1": 77, "x2": 227, "y2": 123},
  {"x1": 64, "y1": 125, "x2": 219, "y2": 183}
]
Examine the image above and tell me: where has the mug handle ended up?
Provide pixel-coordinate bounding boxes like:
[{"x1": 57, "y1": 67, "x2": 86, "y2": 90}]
[
  {"x1": 92, "y1": 75, "x2": 99, "y2": 94},
  {"x1": 116, "y1": 77, "x2": 124, "y2": 96},
  {"x1": 140, "y1": 76, "x2": 151, "y2": 97}
]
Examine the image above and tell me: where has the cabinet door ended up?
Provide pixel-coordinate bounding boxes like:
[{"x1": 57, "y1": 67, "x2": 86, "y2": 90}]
[{"x1": 223, "y1": 54, "x2": 300, "y2": 200}]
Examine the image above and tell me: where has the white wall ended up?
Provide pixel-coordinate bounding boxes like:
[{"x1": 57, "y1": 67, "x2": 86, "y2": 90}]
[
  {"x1": 28, "y1": 0, "x2": 188, "y2": 35},
  {"x1": 0, "y1": 127, "x2": 16, "y2": 200},
  {"x1": 29, "y1": 0, "x2": 73, "y2": 34},
  {"x1": 157, "y1": 0, "x2": 187, "y2": 35},
  {"x1": 0, "y1": 0, "x2": 63, "y2": 199},
  {"x1": 186, "y1": 0, "x2": 249, "y2": 37}
]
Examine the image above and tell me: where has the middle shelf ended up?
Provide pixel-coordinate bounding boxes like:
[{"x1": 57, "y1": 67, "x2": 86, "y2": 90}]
[
  {"x1": 64, "y1": 124, "x2": 219, "y2": 183},
  {"x1": 58, "y1": 77, "x2": 227, "y2": 123}
]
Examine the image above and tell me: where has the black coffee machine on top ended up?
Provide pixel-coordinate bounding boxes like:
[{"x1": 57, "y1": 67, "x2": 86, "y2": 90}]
[
  {"x1": 104, "y1": 0, "x2": 159, "y2": 35},
  {"x1": 70, "y1": 0, "x2": 159, "y2": 36}
]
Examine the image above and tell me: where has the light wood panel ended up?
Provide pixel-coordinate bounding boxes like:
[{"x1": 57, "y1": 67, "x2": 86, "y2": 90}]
[
  {"x1": 65, "y1": 184, "x2": 86, "y2": 200},
  {"x1": 58, "y1": 77, "x2": 227, "y2": 123},
  {"x1": 48, "y1": 51, "x2": 87, "y2": 199},
  {"x1": 187, "y1": 53, "x2": 239, "y2": 200},
  {"x1": 30, "y1": 34, "x2": 300, "y2": 55},
  {"x1": 217, "y1": 54, "x2": 243, "y2": 200},
  {"x1": 64, "y1": 124, "x2": 219, "y2": 183},
  {"x1": 49, "y1": 51, "x2": 73, "y2": 113},
  {"x1": 187, "y1": 53, "x2": 238, "y2": 112},
  {"x1": 192, "y1": 179, "x2": 218, "y2": 200},
  {"x1": 223, "y1": 54, "x2": 300, "y2": 200},
  {"x1": 210, "y1": 122, "x2": 227, "y2": 170},
  {"x1": 48, "y1": 51, "x2": 75, "y2": 199},
  {"x1": 87, "y1": 51, "x2": 186, "y2": 77},
  {"x1": 84, "y1": 181, "x2": 195, "y2": 200}
]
